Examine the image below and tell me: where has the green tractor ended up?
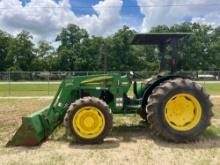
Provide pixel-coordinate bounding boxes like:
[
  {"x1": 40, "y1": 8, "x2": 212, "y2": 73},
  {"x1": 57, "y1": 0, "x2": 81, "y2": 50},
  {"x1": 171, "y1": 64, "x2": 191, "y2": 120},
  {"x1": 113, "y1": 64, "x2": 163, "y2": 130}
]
[{"x1": 7, "y1": 33, "x2": 213, "y2": 146}]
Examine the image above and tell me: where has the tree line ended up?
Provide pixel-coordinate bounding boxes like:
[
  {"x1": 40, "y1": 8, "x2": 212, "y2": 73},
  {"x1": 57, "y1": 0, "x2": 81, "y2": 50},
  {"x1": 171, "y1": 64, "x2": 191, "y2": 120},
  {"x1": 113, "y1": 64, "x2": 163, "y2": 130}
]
[{"x1": 0, "y1": 22, "x2": 220, "y2": 72}]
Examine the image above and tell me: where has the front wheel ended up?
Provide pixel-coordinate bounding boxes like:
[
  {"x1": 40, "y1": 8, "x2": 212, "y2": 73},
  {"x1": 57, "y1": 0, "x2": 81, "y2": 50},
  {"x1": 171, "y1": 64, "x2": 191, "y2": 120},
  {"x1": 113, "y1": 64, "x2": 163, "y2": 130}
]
[
  {"x1": 147, "y1": 78, "x2": 213, "y2": 142},
  {"x1": 64, "y1": 97, "x2": 112, "y2": 144}
]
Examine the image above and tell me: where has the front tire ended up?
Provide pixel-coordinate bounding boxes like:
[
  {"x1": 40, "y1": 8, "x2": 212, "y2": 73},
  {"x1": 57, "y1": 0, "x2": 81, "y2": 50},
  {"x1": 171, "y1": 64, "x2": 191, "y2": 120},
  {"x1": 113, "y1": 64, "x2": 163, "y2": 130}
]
[
  {"x1": 147, "y1": 78, "x2": 213, "y2": 142},
  {"x1": 65, "y1": 97, "x2": 112, "y2": 144}
]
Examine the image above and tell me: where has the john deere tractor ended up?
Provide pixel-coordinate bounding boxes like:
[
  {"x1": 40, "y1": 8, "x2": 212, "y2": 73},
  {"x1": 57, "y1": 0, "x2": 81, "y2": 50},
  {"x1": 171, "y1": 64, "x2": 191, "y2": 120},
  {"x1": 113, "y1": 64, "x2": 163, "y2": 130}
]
[{"x1": 7, "y1": 33, "x2": 213, "y2": 146}]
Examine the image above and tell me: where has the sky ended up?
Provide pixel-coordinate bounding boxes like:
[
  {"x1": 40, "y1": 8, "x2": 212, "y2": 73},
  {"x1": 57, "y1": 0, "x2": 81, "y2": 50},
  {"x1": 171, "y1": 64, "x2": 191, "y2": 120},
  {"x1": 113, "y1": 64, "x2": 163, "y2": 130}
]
[{"x1": 0, "y1": 0, "x2": 219, "y2": 43}]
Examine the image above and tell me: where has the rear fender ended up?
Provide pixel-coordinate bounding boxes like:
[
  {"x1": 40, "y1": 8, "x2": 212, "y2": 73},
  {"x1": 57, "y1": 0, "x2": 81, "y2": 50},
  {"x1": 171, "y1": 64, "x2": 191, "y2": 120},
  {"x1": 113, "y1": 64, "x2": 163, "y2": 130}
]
[{"x1": 141, "y1": 75, "x2": 188, "y2": 109}]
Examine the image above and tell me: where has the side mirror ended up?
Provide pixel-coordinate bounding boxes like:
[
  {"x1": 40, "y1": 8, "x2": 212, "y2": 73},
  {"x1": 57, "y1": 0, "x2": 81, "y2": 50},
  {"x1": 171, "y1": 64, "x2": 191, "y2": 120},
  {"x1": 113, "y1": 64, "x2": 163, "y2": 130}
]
[
  {"x1": 130, "y1": 71, "x2": 134, "y2": 76},
  {"x1": 128, "y1": 71, "x2": 134, "y2": 79}
]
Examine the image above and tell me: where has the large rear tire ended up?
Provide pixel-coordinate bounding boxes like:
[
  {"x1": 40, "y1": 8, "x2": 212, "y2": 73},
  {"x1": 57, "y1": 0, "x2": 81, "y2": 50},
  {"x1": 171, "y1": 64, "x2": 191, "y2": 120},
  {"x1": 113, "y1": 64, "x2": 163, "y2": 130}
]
[
  {"x1": 147, "y1": 78, "x2": 213, "y2": 142},
  {"x1": 138, "y1": 109, "x2": 147, "y2": 121},
  {"x1": 65, "y1": 97, "x2": 112, "y2": 144}
]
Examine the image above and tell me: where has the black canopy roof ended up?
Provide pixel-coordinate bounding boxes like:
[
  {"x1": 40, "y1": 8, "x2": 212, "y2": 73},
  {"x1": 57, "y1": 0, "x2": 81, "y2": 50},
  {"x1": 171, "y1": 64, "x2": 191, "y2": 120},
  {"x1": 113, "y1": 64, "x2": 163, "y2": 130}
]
[{"x1": 131, "y1": 33, "x2": 191, "y2": 45}]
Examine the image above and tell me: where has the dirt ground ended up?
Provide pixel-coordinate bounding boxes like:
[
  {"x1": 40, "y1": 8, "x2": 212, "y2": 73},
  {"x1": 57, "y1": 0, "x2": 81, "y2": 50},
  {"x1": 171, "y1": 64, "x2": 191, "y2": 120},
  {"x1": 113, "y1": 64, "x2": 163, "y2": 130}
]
[{"x1": 0, "y1": 98, "x2": 220, "y2": 165}]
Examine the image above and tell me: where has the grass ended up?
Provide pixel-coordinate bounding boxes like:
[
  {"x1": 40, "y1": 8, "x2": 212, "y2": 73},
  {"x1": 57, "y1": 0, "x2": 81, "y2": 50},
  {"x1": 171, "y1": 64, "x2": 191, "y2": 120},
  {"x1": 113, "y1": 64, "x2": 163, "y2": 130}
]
[
  {"x1": 0, "y1": 82, "x2": 220, "y2": 96},
  {"x1": 0, "y1": 98, "x2": 220, "y2": 164},
  {"x1": 0, "y1": 84, "x2": 59, "y2": 96},
  {"x1": 200, "y1": 83, "x2": 220, "y2": 95}
]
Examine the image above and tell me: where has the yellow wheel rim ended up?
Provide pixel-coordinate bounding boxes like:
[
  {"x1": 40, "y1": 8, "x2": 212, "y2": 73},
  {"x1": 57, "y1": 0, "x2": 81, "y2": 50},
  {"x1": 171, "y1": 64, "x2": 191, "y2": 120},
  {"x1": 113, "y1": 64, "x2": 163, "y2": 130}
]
[
  {"x1": 73, "y1": 106, "x2": 105, "y2": 139},
  {"x1": 165, "y1": 93, "x2": 202, "y2": 131}
]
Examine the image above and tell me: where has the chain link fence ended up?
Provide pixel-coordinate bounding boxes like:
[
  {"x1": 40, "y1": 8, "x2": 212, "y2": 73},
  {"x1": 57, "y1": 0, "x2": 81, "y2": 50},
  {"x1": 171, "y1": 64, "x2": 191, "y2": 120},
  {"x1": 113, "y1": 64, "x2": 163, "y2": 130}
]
[{"x1": 0, "y1": 71, "x2": 220, "y2": 96}]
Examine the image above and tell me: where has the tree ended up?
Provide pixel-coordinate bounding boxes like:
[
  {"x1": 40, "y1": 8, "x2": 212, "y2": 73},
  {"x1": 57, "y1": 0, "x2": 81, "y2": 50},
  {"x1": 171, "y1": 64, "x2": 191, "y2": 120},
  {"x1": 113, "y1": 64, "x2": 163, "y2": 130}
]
[
  {"x1": 150, "y1": 23, "x2": 214, "y2": 71},
  {"x1": 56, "y1": 24, "x2": 88, "y2": 48},
  {"x1": 33, "y1": 41, "x2": 55, "y2": 71},
  {"x1": 75, "y1": 36, "x2": 104, "y2": 71},
  {"x1": 209, "y1": 27, "x2": 220, "y2": 70},
  {"x1": 1, "y1": 23, "x2": 220, "y2": 72},
  {"x1": 107, "y1": 26, "x2": 147, "y2": 71},
  {"x1": 7, "y1": 31, "x2": 36, "y2": 71},
  {"x1": 56, "y1": 24, "x2": 89, "y2": 71},
  {"x1": 0, "y1": 30, "x2": 12, "y2": 71},
  {"x1": 175, "y1": 23, "x2": 213, "y2": 71}
]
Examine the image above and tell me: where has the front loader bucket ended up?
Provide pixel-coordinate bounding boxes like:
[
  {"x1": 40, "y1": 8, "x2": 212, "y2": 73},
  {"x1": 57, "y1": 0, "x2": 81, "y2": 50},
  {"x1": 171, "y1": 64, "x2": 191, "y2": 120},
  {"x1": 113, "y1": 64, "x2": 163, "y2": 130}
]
[{"x1": 7, "y1": 108, "x2": 49, "y2": 147}]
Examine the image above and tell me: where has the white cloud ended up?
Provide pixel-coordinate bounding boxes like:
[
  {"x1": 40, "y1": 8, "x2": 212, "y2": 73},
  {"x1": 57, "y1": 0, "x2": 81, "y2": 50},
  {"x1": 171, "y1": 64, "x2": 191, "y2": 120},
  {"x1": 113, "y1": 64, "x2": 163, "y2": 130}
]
[
  {"x1": 137, "y1": 0, "x2": 220, "y2": 32},
  {"x1": 0, "y1": 0, "x2": 123, "y2": 42},
  {"x1": 191, "y1": 11, "x2": 220, "y2": 27},
  {"x1": 0, "y1": 0, "x2": 219, "y2": 42}
]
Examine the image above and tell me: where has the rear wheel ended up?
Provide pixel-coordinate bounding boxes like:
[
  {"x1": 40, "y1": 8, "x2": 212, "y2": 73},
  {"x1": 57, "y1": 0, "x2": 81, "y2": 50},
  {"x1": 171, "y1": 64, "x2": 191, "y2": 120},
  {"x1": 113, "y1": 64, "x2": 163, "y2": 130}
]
[
  {"x1": 138, "y1": 109, "x2": 147, "y2": 121},
  {"x1": 65, "y1": 97, "x2": 112, "y2": 144},
  {"x1": 147, "y1": 78, "x2": 213, "y2": 142}
]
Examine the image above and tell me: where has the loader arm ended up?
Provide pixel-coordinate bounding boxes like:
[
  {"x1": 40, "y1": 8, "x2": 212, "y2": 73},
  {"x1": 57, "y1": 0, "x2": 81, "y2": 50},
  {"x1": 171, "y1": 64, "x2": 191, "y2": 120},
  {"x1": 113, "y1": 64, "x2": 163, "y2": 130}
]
[
  {"x1": 7, "y1": 79, "x2": 75, "y2": 146},
  {"x1": 7, "y1": 73, "x2": 132, "y2": 146}
]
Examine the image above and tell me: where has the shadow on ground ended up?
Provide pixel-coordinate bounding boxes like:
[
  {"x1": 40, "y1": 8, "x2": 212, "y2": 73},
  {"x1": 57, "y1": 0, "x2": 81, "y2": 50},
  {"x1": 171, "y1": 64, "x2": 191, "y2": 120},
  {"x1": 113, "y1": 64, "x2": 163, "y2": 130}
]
[
  {"x1": 48, "y1": 120, "x2": 220, "y2": 150},
  {"x1": 3, "y1": 121, "x2": 220, "y2": 150},
  {"x1": 66, "y1": 122, "x2": 149, "y2": 150}
]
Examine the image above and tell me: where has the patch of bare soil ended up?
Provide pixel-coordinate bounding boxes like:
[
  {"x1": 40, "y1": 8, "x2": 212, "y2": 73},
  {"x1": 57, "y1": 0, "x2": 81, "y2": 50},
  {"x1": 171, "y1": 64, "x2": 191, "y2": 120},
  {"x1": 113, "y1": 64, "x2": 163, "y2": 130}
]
[
  {"x1": 211, "y1": 97, "x2": 220, "y2": 105},
  {"x1": 0, "y1": 99, "x2": 51, "y2": 140},
  {"x1": 1, "y1": 129, "x2": 220, "y2": 165},
  {"x1": 0, "y1": 98, "x2": 220, "y2": 165}
]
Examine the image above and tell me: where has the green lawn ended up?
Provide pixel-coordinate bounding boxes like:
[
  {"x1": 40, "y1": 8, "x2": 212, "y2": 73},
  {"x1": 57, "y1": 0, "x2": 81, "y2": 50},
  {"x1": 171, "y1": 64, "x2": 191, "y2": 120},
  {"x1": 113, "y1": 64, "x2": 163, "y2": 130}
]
[
  {"x1": 0, "y1": 82, "x2": 220, "y2": 96},
  {"x1": 199, "y1": 83, "x2": 220, "y2": 95},
  {"x1": 0, "y1": 84, "x2": 59, "y2": 96}
]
